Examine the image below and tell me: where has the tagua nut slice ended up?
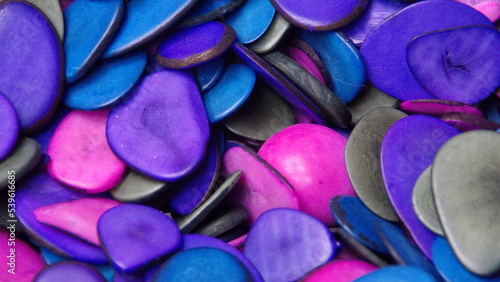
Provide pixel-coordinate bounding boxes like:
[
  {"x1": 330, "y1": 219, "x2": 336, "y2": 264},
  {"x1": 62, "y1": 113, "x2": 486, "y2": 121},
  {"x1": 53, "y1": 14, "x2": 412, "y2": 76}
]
[{"x1": 407, "y1": 25, "x2": 500, "y2": 104}]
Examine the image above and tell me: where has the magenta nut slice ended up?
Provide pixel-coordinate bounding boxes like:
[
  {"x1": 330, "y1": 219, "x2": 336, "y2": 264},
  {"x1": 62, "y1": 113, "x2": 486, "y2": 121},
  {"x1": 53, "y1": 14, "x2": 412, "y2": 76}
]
[
  {"x1": 360, "y1": 0, "x2": 494, "y2": 101},
  {"x1": 244, "y1": 208, "x2": 337, "y2": 282},
  {"x1": 407, "y1": 25, "x2": 500, "y2": 104},
  {"x1": 0, "y1": 0, "x2": 64, "y2": 132},
  {"x1": 98, "y1": 204, "x2": 181, "y2": 273},
  {"x1": 106, "y1": 70, "x2": 210, "y2": 181}
]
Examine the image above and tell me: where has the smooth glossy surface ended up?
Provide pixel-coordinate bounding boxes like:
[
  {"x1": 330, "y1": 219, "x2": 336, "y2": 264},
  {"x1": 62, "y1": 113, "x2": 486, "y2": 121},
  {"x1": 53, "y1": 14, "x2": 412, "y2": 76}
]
[
  {"x1": 407, "y1": 25, "x2": 500, "y2": 104},
  {"x1": 271, "y1": 0, "x2": 368, "y2": 30},
  {"x1": 297, "y1": 29, "x2": 366, "y2": 103},
  {"x1": 0, "y1": 0, "x2": 64, "y2": 132},
  {"x1": 98, "y1": 204, "x2": 181, "y2": 273},
  {"x1": 102, "y1": 0, "x2": 198, "y2": 58},
  {"x1": 106, "y1": 71, "x2": 210, "y2": 181},
  {"x1": 412, "y1": 167, "x2": 444, "y2": 236},
  {"x1": 224, "y1": 0, "x2": 275, "y2": 44},
  {"x1": 346, "y1": 108, "x2": 406, "y2": 222},
  {"x1": 259, "y1": 124, "x2": 355, "y2": 225},
  {"x1": 64, "y1": 50, "x2": 147, "y2": 110},
  {"x1": 156, "y1": 21, "x2": 235, "y2": 69},
  {"x1": 64, "y1": 0, "x2": 123, "y2": 83},
  {"x1": 432, "y1": 130, "x2": 500, "y2": 276},
  {"x1": 360, "y1": 0, "x2": 494, "y2": 101},
  {"x1": 244, "y1": 208, "x2": 336, "y2": 282},
  {"x1": 203, "y1": 63, "x2": 256, "y2": 123},
  {"x1": 381, "y1": 115, "x2": 460, "y2": 258}
]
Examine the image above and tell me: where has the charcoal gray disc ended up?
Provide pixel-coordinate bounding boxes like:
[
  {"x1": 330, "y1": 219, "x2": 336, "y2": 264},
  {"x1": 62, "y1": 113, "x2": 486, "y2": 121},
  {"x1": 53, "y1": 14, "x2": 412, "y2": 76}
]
[
  {"x1": 345, "y1": 108, "x2": 406, "y2": 222},
  {"x1": 347, "y1": 83, "x2": 399, "y2": 126},
  {"x1": 247, "y1": 13, "x2": 291, "y2": 54},
  {"x1": 412, "y1": 167, "x2": 444, "y2": 236},
  {"x1": 432, "y1": 130, "x2": 500, "y2": 276}
]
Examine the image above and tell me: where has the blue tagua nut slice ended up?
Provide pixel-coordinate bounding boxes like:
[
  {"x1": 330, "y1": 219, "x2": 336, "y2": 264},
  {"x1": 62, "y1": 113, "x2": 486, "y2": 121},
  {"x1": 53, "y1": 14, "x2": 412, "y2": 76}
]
[
  {"x1": 153, "y1": 247, "x2": 251, "y2": 282},
  {"x1": 102, "y1": 0, "x2": 198, "y2": 58},
  {"x1": 64, "y1": 50, "x2": 147, "y2": 111},
  {"x1": 224, "y1": 0, "x2": 275, "y2": 44},
  {"x1": 354, "y1": 266, "x2": 437, "y2": 282},
  {"x1": 203, "y1": 63, "x2": 256, "y2": 123},
  {"x1": 297, "y1": 29, "x2": 366, "y2": 103},
  {"x1": 177, "y1": 0, "x2": 245, "y2": 27},
  {"x1": 0, "y1": 0, "x2": 64, "y2": 133},
  {"x1": 106, "y1": 70, "x2": 210, "y2": 182},
  {"x1": 63, "y1": 0, "x2": 124, "y2": 83},
  {"x1": 195, "y1": 56, "x2": 225, "y2": 92}
]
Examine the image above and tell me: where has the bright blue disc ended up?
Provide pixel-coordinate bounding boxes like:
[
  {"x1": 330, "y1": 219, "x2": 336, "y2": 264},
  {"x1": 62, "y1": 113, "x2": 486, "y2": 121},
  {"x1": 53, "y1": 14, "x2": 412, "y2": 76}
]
[
  {"x1": 153, "y1": 247, "x2": 250, "y2": 282},
  {"x1": 432, "y1": 237, "x2": 500, "y2": 282},
  {"x1": 102, "y1": 0, "x2": 197, "y2": 58},
  {"x1": 297, "y1": 29, "x2": 366, "y2": 103},
  {"x1": 203, "y1": 63, "x2": 256, "y2": 123},
  {"x1": 354, "y1": 266, "x2": 437, "y2": 282},
  {"x1": 195, "y1": 56, "x2": 225, "y2": 92},
  {"x1": 64, "y1": 0, "x2": 124, "y2": 83},
  {"x1": 64, "y1": 50, "x2": 147, "y2": 110},
  {"x1": 330, "y1": 196, "x2": 393, "y2": 254},
  {"x1": 224, "y1": 0, "x2": 275, "y2": 44}
]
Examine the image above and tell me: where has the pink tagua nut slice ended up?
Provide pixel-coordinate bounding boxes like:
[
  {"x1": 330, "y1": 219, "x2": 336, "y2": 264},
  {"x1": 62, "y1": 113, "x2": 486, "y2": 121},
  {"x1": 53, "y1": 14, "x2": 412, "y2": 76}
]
[
  {"x1": 258, "y1": 124, "x2": 355, "y2": 226},
  {"x1": 302, "y1": 260, "x2": 378, "y2": 282},
  {"x1": 222, "y1": 146, "x2": 300, "y2": 224},
  {"x1": 47, "y1": 109, "x2": 125, "y2": 193},
  {"x1": 34, "y1": 198, "x2": 121, "y2": 246},
  {"x1": 0, "y1": 231, "x2": 45, "y2": 282}
]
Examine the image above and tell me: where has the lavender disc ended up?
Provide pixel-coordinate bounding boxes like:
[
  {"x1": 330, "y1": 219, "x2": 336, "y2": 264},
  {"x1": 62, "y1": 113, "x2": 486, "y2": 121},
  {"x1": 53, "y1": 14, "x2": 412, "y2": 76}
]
[
  {"x1": 407, "y1": 25, "x2": 500, "y2": 104},
  {"x1": 98, "y1": 204, "x2": 181, "y2": 273},
  {"x1": 360, "y1": 0, "x2": 494, "y2": 101},
  {"x1": 381, "y1": 115, "x2": 460, "y2": 259},
  {"x1": 244, "y1": 208, "x2": 337, "y2": 281},
  {"x1": 106, "y1": 70, "x2": 210, "y2": 181},
  {"x1": 0, "y1": 0, "x2": 64, "y2": 132},
  {"x1": 34, "y1": 261, "x2": 105, "y2": 282}
]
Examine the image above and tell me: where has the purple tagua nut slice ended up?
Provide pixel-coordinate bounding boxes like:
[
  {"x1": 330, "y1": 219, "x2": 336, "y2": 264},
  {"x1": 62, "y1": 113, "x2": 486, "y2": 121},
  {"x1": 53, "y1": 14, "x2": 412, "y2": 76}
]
[
  {"x1": 407, "y1": 25, "x2": 500, "y2": 105},
  {"x1": 244, "y1": 208, "x2": 337, "y2": 282},
  {"x1": 360, "y1": 0, "x2": 494, "y2": 101},
  {"x1": 0, "y1": 92, "x2": 19, "y2": 162},
  {"x1": 106, "y1": 70, "x2": 210, "y2": 182},
  {"x1": 0, "y1": 0, "x2": 64, "y2": 132},
  {"x1": 270, "y1": 0, "x2": 369, "y2": 31},
  {"x1": 98, "y1": 204, "x2": 181, "y2": 273},
  {"x1": 156, "y1": 21, "x2": 235, "y2": 69}
]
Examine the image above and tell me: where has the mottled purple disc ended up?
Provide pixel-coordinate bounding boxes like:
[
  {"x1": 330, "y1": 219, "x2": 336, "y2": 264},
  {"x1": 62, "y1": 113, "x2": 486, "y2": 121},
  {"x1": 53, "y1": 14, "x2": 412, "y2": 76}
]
[
  {"x1": 16, "y1": 171, "x2": 108, "y2": 264},
  {"x1": 270, "y1": 0, "x2": 369, "y2": 31},
  {"x1": 232, "y1": 43, "x2": 327, "y2": 125},
  {"x1": 0, "y1": 1, "x2": 64, "y2": 132},
  {"x1": 156, "y1": 21, "x2": 235, "y2": 69},
  {"x1": 0, "y1": 92, "x2": 19, "y2": 161},
  {"x1": 380, "y1": 115, "x2": 460, "y2": 259},
  {"x1": 439, "y1": 112, "x2": 500, "y2": 132},
  {"x1": 106, "y1": 70, "x2": 210, "y2": 181},
  {"x1": 181, "y1": 234, "x2": 264, "y2": 282},
  {"x1": 407, "y1": 25, "x2": 500, "y2": 104},
  {"x1": 98, "y1": 204, "x2": 181, "y2": 273},
  {"x1": 343, "y1": 0, "x2": 408, "y2": 45},
  {"x1": 169, "y1": 141, "x2": 220, "y2": 215},
  {"x1": 34, "y1": 261, "x2": 105, "y2": 282},
  {"x1": 360, "y1": 0, "x2": 494, "y2": 101},
  {"x1": 244, "y1": 208, "x2": 337, "y2": 282},
  {"x1": 399, "y1": 99, "x2": 484, "y2": 117}
]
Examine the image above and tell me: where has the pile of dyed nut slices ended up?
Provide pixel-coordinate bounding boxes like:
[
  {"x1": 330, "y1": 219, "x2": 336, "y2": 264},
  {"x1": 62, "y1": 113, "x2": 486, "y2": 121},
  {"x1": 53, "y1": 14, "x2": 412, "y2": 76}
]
[{"x1": 0, "y1": 0, "x2": 499, "y2": 281}]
